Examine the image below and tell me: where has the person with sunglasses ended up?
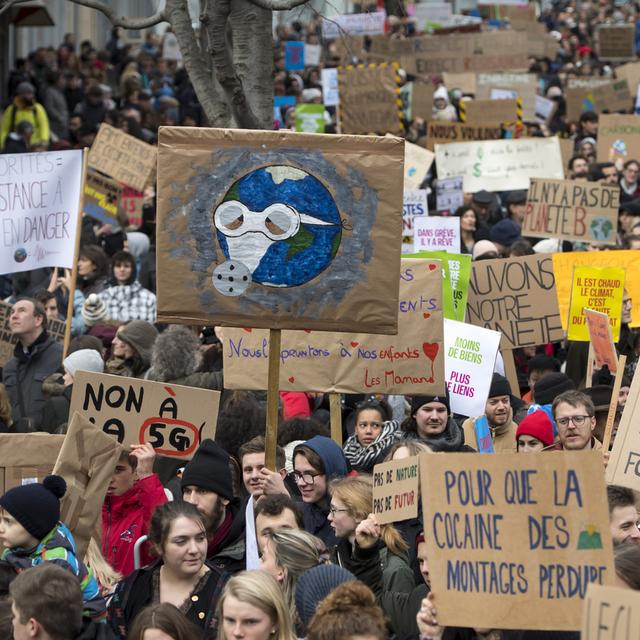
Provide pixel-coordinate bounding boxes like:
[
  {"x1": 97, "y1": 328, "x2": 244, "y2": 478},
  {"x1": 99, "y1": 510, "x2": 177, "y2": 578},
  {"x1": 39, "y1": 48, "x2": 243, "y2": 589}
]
[{"x1": 552, "y1": 390, "x2": 602, "y2": 451}]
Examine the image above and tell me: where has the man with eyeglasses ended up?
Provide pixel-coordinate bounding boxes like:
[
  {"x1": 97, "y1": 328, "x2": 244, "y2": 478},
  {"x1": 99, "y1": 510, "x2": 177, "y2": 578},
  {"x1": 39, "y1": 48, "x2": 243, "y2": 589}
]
[{"x1": 551, "y1": 390, "x2": 602, "y2": 451}]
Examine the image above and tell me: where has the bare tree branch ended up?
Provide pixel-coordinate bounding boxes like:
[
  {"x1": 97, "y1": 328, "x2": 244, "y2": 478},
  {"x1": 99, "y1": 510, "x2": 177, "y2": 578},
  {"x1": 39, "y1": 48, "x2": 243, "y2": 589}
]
[
  {"x1": 204, "y1": 0, "x2": 261, "y2": 129},
  {"x1": 67, "y1": 0, "x2": 167, "y2": 29},
  {"x1": 244, "y1": 0, "x2": 310, "y2": 10}
]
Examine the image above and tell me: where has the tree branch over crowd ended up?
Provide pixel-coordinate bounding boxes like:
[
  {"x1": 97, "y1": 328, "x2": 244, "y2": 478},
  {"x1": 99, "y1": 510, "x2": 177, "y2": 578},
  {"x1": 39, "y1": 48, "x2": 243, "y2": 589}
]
[{"x1": 68, "y1": 0, "x2": 168, "y2": 29}]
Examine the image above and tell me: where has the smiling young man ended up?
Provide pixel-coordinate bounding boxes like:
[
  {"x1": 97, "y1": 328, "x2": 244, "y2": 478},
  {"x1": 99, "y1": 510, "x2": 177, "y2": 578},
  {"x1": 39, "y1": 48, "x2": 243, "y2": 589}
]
[
  {"x1": 607, "y1": 485, "x2": 640, "y2": 546},
  {"x1": 552, "y1": 390, "x2": 601, "y2": 451},
  {"x1": 238, "y1": 436, "x2": 287, "y2": 503}
]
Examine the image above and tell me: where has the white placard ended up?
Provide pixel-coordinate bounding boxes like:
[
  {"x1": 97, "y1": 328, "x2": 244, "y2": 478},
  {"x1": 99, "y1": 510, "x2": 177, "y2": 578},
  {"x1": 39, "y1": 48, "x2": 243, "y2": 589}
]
[
  {"x1": 403, "y1": 189, "x2": 428, "y2": 238},
  {"x1": 304, "y1": 44, "x2": 321, "y2": 67},
  {"x1": 321, "y1": 68, "x2": 340, "y2": 107},
  {"x1": 436, "y1": 176, "x2": 464, "y2": 212},
  {"x1": 435, "y1": 137, "x2": 564, "y2": 192},
  {"x1": 0, "y1": 150, "x2": 83, "y2": 275},
  {"x1": 444, "y1": 318, "x2": 501, "y2": 417},
  {"x1": 490, "y1": 88, "x2": 518, "y2": 100},
  {"x1": 413, "y1": 215, "x2": 460, "y2": 253},
  {"x1": 321, "y1": 11, "x2": 386, "y2": 39},
  {"x1": 535, "y1": 94, "x2": 557, "y2": 122},
  {"x1": 414, "y1": 2, "x2": 452, "y2": 26},
  {"x1": 162, "y1": 32, "x2": 182, "y2": 61}
]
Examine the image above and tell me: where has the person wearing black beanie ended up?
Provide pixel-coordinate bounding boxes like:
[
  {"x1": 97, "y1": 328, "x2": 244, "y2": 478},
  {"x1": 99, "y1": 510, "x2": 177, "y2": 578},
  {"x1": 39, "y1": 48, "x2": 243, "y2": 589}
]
[
  {"x1": 181, "y1": 439, "x2": 246, "y2": 573},
  {"x1": 462, "y1": 374, "x2": 518, "y2": 452}
]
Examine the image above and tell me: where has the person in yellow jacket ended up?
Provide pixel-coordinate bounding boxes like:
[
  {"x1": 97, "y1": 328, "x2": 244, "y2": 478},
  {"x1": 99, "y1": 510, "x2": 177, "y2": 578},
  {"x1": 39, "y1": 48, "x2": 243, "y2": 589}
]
[{"x1": 0, "y1": 81, "x2": 50, "y2": 150}]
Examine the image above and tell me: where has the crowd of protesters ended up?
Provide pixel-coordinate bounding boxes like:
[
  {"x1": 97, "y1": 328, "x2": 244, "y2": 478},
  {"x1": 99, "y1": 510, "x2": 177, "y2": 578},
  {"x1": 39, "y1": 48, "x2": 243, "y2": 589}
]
[{"x1": 0, "y1": 1, "x2": 639, "y2": 639}]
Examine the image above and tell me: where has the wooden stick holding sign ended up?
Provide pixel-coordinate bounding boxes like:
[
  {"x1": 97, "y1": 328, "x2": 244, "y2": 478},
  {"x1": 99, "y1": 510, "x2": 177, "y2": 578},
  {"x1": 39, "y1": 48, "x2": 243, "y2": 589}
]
[
  {"x1": 63, "y1": 148, "x2": 89, "y2": 358},
  {"x1": 265, "y1": 329, "x2": 282, "y2": 471},
  {"x1": 330, "y1": 393, "x2": 342, "y2": 446},
  {"x1": 601, "y1": 354, "x2": 626, "y2": 453},
  {"x1": 585, "y1": 343, "x2": 595, "y2": 389},
  {"x1": 502, "y1": 349, "x2": 520, "y2": 399}
]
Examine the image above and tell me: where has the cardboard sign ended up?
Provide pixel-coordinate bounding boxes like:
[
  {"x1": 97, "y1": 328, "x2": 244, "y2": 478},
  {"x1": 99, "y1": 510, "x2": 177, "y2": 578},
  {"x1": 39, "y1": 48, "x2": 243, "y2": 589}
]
[
  {"x1": 284, "y1": 42, "x2": 305, "y2": 71},
  {"x1": 436, "y1": 175, "x2": 464, "y2": 212},
  {"x1": 427, "y1": 121, "x2": 503, "y2": 150},
  {"x1": 464, "y1": 99, "x2": 518, "y2": 123},
  {"x1": 585, "y1": 309, "x2": 618, "y2": 374},
  {"x1": 582, "y1": 584, "x2": 640, "y2": 639},
  {"x1": 597, "y1": 114, "x2": 640, "y2": 164},
  {"x1": 52, "y1": 412, "x2": 121, "y2": 559},
  {"x1": 442, "y1": 72, "x2": 477, "y2": 95},
  {"x1": 321, "y1": 68, "x2": 339, "y2": 106},
  {"x1": 467, "y1": 254, "x2": 564, "y2": 350},
  {"x1": 219, "y1": 258, "x2": 446, "y2": 395},
  {"x1": 420, "y1": 451, "x2": 615, "y2": 630},
  {"x1": 552, "y1": 251, "x2": 640, "y2": 330},
  {"x1": 591, "y1": 80, "x2": 632, "y2": 114},
  {"x1": 120, "y1": 186, "x2": 144, "y2": 228},
  {"x1": 596, "y1": 24, "x2": 635, "y2": 60},
  {"x1": 0, "y1": 300, "x2": 65, "y2": 368},
  {"x1": 523, "y1": 179, "x2": 619, "y2": 243},
  {"x1": 0, "y1": 433, "x2": 65, "y2": 495},
  {"x1": 338, "y1": 63, "x2": 403, "y2": 136},
  {"x1": 156, "y1": 127, "x2": 404, "y2": 334},
  {"x1": 607, "y1": 361, "x2": 640, "y2": 489},
  {"x1": 567, "y1": 266, "x2": 625, "y2": 342},
  {"x1": 0, "y1": 149, "x2": 83, "y2": 276},
  {"x1": 444, "y1": 319, "x2": 501, "y2": 417},
  {"x1": 615, "y1": 61, "x2": 640, "y2": 94},
  {"x1": 403, "y1": 190, "x2": 428, "y2": 238},
  {"x1": 413, "y1": 216, "x2": 460, "y2": 254},
  {"x1": 435, "y1": 138, "x2": 564, "y2": 192},
  {"x1": 409, "y1": 81, "x2": 435, "y2": 121},
  {"x1": 372, "y1": 456, "x2": 420, "y2": 524},
  {"x1": 88, "y1": 123, "x2": 156, "y2": 192},
  {"x1": 84, "y1": 169, "x2": 122, "y2": 225},
  {"x1": 69, "y1": 371, "x2": 221, "y2": 459},
  {"x1": 295, "y1": 104, "x2": 325, "y2": 133},
  {"x1": 162, "y1": 32, "x2": 182, "y2": 61},
  {"x1": 476, "y1": 73, "x2": 537, "y2": 120},
  {"x1": 403, "y1": 140, "x2": 435, "y2": 190},
  {"x1": 321, "y1": 11, "x2": 386, "y2": 38}
]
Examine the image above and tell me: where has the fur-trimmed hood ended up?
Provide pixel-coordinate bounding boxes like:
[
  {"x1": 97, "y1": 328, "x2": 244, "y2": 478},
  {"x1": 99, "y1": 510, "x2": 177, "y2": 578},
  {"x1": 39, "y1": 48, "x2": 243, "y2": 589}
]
[{"x1": 146, "y1": 325, "x2": 203, "y2": 382}]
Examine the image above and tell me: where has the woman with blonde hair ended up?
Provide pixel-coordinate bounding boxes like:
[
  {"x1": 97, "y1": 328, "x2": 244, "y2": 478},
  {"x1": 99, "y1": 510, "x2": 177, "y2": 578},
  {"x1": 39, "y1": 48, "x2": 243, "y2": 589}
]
[
  {"x1": 260, "y1": 528, "x2": 325, "y2": 629},
  {"x1": 328, "y1": 475, "x2": 415, "y2": 593},
  {"x1": 383, "y1": 439, "x2": 432, "y2": 462},
  {"x1": 0, "y1": 383, "x2": 12, "y2": 431},
  {"x1": 217, "y1": 571, "x2": 296, "y2": 640}
]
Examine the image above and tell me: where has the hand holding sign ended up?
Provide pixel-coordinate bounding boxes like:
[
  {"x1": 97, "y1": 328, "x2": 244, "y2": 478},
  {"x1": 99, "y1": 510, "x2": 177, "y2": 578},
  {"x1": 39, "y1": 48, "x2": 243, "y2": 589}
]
[
  {"x1": 355, "y1": 513, "x2": 381, "y2": 549},
  {"x1": 130, "y1": 443, "x2": 156, "y2": 480}
]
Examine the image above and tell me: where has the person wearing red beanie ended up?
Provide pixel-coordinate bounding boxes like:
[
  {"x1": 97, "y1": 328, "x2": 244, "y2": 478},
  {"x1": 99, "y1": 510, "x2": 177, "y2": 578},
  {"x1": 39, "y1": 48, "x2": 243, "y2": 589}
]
[{"x1": 515, "y1": 410, "x2": 555, "y2": 453}]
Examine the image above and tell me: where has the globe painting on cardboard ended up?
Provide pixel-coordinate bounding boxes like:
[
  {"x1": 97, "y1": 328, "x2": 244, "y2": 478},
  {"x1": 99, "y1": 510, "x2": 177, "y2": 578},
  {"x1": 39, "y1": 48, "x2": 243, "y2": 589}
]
[{"x1": 156, "y1": 127, "x2": 405, "y2": 334}]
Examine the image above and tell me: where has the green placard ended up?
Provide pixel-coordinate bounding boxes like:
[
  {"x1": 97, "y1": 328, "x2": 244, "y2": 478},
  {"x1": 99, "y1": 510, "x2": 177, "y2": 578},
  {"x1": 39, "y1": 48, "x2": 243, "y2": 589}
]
[{"x1": 295, "y1": 104, "x2": 325, "y2": 133}]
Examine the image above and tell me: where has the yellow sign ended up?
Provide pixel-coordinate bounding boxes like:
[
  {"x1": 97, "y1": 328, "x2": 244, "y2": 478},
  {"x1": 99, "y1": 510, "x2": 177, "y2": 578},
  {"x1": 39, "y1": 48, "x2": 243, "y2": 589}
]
[{"x1": 567, "y1": 266, "x2": 625, "y2": 341}]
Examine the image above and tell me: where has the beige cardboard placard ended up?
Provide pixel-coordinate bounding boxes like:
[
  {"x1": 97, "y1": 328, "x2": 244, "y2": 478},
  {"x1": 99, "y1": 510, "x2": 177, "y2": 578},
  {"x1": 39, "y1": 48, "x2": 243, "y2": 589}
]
[
  {"x1": 606, "y1": 365, "x2": 640, "y2": 490},
  {"x1": 466, "y1": 254, "x2": 564, "y2": 350},
  {"x1": 69, "y1": 371, "x2": 221, "y2": 459},
  {"x1": 372, "y1": 456, "x2": 419, "y2": 524},
  {"x1": 523, "y1": 179, "x2": 619, "y2": 243},
  {"x1": 0, "y1": 434, "x2": 65, "y2": 495},
  {"x1": 338, "y1": 63, "x2": 403, "y2": 135},
  {"x1": 88, "y1": 123, "x2": 156, "y2": 192},
  {"x1": 592, "y1": 80, "x2": 632, "y2": 114},
  {"x1": 155, "y1": 126, "x2": 404, "y2": 334},
  {"x1": 420, "y1": 451, "x2": 615, "y2": 631},
  {"x1": 52, "y1": 412, "x2": 121, "y2": 559},
  {"x1": 410, "y1": 81, "x2": 435, "y2": 120},
  {"x1": 219, "y1": 258, "x2": 445, "y2": 395},
  {"x1": 83, "y1": 169, "x2": 122, "y2": 225},
  {"x1": 476, "y1": 73, "x2": 537, "y2": 120},
  {"x1": 464, "y1": 99, "x2": 518, "y2": 123},
  {"x1": 403, "y1": 140, "x2": 434, "y2": 190},
  {"x1": 597, "y1": 114, "x2": 640, "y2": 164},
  {"x1": 615, "y1": 61, "x2": 640, "y2": 94},
  {"x1": 426, "y1": 121, "x2": 503, "y2": 150},
  {"x1": 582, "y1": 583, "x2": 640, "y2": 639},
  {"x1": 596, "y1": 24, "x2": 635, "y2": 61},
  {"x1": 558, "y1": 138, "x2": 575, "y2": 178},
  {"x1": 442, "y1": 72, "x2": 477, "y2": 95},
  {"x1": 0, "y1": 300, "x2": 65, "y2": 368},
  {"x1": 552, "y1": 251, "x2": 640, "y2": 330}
]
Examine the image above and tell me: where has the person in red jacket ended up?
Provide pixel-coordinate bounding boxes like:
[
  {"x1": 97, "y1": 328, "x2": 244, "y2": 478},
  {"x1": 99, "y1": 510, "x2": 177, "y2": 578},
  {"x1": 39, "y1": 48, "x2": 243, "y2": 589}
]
[{"x1": 101, "y1": 442, "x2": 167, "y2": 576}]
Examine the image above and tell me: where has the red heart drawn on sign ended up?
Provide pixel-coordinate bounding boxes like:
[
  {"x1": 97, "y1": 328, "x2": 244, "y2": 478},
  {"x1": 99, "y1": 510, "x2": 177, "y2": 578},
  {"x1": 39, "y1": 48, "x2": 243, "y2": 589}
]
[
  {"x1": 423, "y1": 312, "x2": 431, "y2": 319},
  {"x1": 243, "y1": 328, "x2": 253, "y2": 333},
  {"x1": 288, "y1": 376, "x2": 295, "y2": 384},
  {"x1": 350, "y1": 341, "x2": 359, "y2": 348},
  {"x1": 422, "y1": 342, "x2": 439, "y2": 361},
  {"x1": 428, "y1": 263, "x2": 438, "y2": 271},
  {"x1": 303, "y1": 330, "x2": 312, "y2": 334}
]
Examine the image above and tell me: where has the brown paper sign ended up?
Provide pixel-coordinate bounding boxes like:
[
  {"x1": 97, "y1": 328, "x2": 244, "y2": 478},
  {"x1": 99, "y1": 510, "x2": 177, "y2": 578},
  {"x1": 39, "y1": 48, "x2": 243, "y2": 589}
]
[
  {"x1": 155, "y1": 126, "x2": 404, "y2": 334},
  {"x1": 420, "y1": 451, "x2": 615, "y2": 631},
  {"x1": 0, "y1": 300, "x2": 65, "y2": 368},
  {"x1": 88, "y1": 123, "x2": 156, "y2": 192},
  {"x1": 0, "y1": 433, "x2": 65, "y2": 495},
  {"x1": 410, "y1": 80, "x2": 435, "y2": 120},
  {"x1": 338, "y1": 63, "x2": 403, "y2": 135},
  {"x1": 523, "y1": 179, "x2": 619, "y2": 243},
  {"x1": 426, "y1": 121, "x2": 503, "y2": 150},
  {"x1": 52, "y1": 412, "x2": 121, "y2": 559},
  {"x1": 69, "y1": 371, "x2": 221, "y2": 459},
  {"x1": 615, "y1": 61, "x2": 640, "y2": 94},
  {"x1": 596, "y1": 24, "x2": 635, "y2": 61},
  {"x1": 442, "y1": 72, "x2": 477, "y2": 95},
  {"x1": 475, "y1": 73, "x2": 537, "y2": 121},
  {"x1": 597, "y1": 114, "x2": 640, "y2": 164},
  {"x1": 464, "y1": 99, "x2": 518, "y2": 123},
  {"x1": 372, "y1": 456, "x2": 419, "y2": 524},
  {"x1": 582, "y1": 583, "x2": 640, "y2": 639},
  {"x1": 466, "y1": 254, "x2": 564, "y2": 350},
  {"x1": 219, "y1": 258, "x2": 445, "y2": 395}
]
